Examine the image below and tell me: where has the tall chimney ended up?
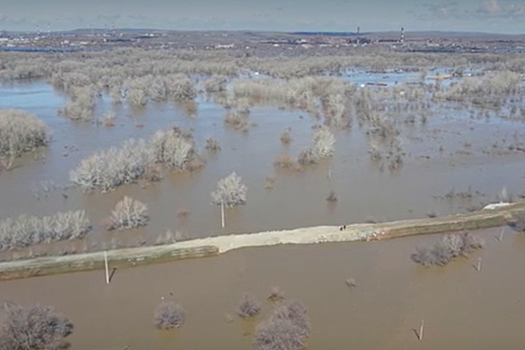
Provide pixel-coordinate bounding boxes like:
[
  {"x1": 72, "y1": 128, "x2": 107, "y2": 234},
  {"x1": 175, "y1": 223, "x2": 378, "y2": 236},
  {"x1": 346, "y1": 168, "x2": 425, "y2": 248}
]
[{"x1": 400, "y1": 27, "x2": 405, "y2": 43}]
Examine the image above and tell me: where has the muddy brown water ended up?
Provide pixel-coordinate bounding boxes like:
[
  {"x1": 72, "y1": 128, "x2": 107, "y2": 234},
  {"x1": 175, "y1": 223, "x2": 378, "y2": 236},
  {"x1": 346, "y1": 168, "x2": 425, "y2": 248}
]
[
  {"x1": 2, "y1": 81, "x2": 525, "y2": 253},
  {"x1": 1, "y1": 227, "x2": 525, "y2": 349}
]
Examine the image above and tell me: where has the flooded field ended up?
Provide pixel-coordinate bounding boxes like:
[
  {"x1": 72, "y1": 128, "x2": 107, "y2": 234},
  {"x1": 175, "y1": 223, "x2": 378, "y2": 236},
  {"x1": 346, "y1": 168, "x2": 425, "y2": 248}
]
[
  {"x1": 1, "y1": 227, "x2": 524, "y2": 349},
  {"x1": 1, "y1": 74, "x2": 525, "y2": 255}
]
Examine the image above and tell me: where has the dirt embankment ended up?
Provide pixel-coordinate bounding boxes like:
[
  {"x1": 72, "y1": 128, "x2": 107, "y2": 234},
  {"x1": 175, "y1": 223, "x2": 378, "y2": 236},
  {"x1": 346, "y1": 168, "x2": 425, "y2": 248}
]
[{"x1": 0, "y1": 201, "x2": 523, "y2": 281}]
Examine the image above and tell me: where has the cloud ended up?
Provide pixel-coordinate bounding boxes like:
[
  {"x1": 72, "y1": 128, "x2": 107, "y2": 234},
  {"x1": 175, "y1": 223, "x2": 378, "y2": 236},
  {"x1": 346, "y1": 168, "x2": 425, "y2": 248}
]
[
  {"x1": 413, "y1": 1, "x2": 462, "y2": 20},
  {"x1": 477, "y1": 0, "x2": 502, "y2": 14},
  {"x1": 476, "y1": 0, "x2": 525, "y2": 17}
]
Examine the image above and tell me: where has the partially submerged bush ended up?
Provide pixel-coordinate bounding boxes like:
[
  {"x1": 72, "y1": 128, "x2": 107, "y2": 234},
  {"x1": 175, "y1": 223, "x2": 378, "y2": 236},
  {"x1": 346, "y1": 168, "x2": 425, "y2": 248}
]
[
  {"x1": 0, "y1": 210, "x2": 92, "y2": 251},
  {"x1": 0, "y1": 109, "x2": 50, "y2": 158},
  {"x1": 211, "y1": 172, "x2": 248, "y2": 208},
  {"x1": 205, "y1": 137, "x2": 221, "y2": 151},
  {"x1": 280, "y1": 127, "x2": 292, "y2": 145},
  {"x1": 236, "y1": 293, "x2": 261, "y2": 319},
  {"x1": 274, "y1": 154, "x2": 300, "y2": 170},
  {"x1": 105, "y1": 196, "x2": 149, "y2": 231},
  {"x1": 154, "y1": 301, "x2": 186, "y2": 330},
  {"x1": 267, "y1": 287, "x2": 285, "y2": 302},
  {"x1": 253, "y1": 300, "x2": 311, "y2": 350},
  {"x1": 326, "y1": 190, "x2": 338, "y2": 202},
  {"x1": 204, "y1": 75, "x2": 228, "y2": 94},
  {"x1": 224, "y1": 109, "x2": 249, "y2": 131},
  {"x1": 297, "y1": 149, "x2": 317, "y2": 166},
  {"x1": 0, "y1": 302, "x2": 74, "y2": 350},
  {"x1": 311, "y1": 126, "x2": 335, "y2": 159},
  {"x1": 410, "y1": 232, "x2": 485, "y2": 267}
]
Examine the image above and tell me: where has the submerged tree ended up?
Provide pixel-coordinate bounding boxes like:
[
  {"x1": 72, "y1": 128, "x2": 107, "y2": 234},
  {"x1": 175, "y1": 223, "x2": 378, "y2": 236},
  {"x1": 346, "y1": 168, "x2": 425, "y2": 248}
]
[
  {"x1": 253, "y1": 300, "x2": 311, "y2": 350},
  {"x1": 0, "y1": 302, "x2": 74, "y2": 350},
  {"x1": 211, "y1": 172, "x2": 247, "y2": 208},
  {"x1": 154, "y1": 301, "x2": 186, "y2": 330}
]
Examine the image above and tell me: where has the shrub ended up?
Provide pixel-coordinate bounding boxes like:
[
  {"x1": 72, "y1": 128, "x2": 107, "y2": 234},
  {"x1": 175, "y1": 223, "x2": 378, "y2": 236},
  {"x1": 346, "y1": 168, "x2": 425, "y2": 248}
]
[
  {"x1": 253, "y1": 300, "x2": 311, "y2": 350},
  {"x1": 236, "y1": 293, "x2": 261, "y2": 319},
  {"x1": 205, "y1": 137, "x2": 221, "y2": 151},
  {"x1": 154, "y1": 302, "x2": 186, "y2": 330},
  {"x1": 410, "y1": 232, "x2": 485, "y2": 267},
  {"x1": 0, "y1": 210, "x2": 92, "y2": 251},
  {"x1": 70, "y1": 138, "x2": 152, "y2": 192},
  {"x1": 0, "y1": 302, "x2": 74, "y2": 350},
  {"x1": 211, "y1": 172, "x2": 247, "y2": 208},
  {"x1": 0, "y1": 109, "x2": 50, "y2": 158},
  {"x1": 105, "y1": 196, "x2": 149, "y2": 231}
]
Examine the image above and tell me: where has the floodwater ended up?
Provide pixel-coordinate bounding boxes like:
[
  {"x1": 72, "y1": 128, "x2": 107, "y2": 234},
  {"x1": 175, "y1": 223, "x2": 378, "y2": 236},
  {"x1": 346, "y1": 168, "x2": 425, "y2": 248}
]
[
  {"x1": 1, "y1": 227, "x2": 525, "y2": 349},
  {"x1": 1, "y1": 79, "x2": 525, "y2": 251}
]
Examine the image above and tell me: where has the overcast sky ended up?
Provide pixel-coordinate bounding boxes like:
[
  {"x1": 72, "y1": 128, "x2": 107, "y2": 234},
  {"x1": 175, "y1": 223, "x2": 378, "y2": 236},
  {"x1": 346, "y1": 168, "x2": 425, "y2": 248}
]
[{"x1": 0, "y1": 0, "x2": 523, "y2": 33}]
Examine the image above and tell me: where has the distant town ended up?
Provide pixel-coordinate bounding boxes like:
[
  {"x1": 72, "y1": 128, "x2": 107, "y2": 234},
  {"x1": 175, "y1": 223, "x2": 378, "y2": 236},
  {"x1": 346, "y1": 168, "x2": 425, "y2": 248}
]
[{"x1": 1, "y1": 28, "x2": 525, "y2": 54}]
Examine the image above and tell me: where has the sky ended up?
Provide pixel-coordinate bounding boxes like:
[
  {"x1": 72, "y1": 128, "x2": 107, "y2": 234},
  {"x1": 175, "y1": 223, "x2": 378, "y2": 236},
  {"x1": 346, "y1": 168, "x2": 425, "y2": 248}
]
[{"x1": 0, "y1": 0, "x2": 523, "y2": 33}]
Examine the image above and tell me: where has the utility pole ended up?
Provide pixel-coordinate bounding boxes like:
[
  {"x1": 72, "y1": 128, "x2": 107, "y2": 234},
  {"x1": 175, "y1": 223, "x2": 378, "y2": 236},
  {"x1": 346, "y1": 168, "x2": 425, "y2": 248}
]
[
  {"x1": 221, "y1": 201, "x2": 225, "y2": 228},
  {"x1": 104, "y1": 251, "x2": 110, "y2": 284}
]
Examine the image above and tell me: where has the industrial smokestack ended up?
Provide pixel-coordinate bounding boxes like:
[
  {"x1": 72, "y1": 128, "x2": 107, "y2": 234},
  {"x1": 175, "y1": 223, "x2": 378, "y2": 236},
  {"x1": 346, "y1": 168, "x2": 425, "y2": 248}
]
[{"x1": 400, "y1": 27, "x2": 405, "y2": 43}]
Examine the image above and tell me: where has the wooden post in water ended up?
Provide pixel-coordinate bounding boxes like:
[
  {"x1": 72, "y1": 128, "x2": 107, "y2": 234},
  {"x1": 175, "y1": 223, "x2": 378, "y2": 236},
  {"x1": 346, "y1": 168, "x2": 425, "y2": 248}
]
[
  {"x1": 104, "y1": 251, "x2": 110, "y2": 284},
  {"x1": 418, "y1": 320, "x2": 424, "y2": 341},
  {"x1": 476, "y1": 257, "x2": 482, "y2": 272},
  {"x1": 221, "y1": 201, "x2": 225, "y2": 228},
  {"x1": 498, "y1": 227, "x2": 505, "y2": 242}
]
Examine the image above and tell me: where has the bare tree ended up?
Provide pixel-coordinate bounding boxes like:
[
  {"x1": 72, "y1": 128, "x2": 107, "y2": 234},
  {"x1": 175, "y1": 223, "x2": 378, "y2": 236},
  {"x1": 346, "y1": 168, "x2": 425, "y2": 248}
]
[
  {"x1": 0, "y1": 210, "x2": 92, "y2": 251},
  {"x1": 154, "y1": 301, "x2": 186, "y2": 330},
  {"x1": 410, "y1": 232, "x2": 485, "y2": 267},
  {"x1": 211, "y1": 172, "x2": 247, "y2": 208},
  {"x1": 0, "y1": 109, "x2": 50, "y2": 159},
  {"x1": 253, "y1": 300, "x2": 311, "y2": 350},
  {"x1": 0, "y1": 302, "x2": 74, "y2": 350},
  {"x1": 236, "y1": 293, "x2": 261, "y2": 319},
  {"x1": 105, "y1": 196, "x2": 149, "y2": 231}
]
